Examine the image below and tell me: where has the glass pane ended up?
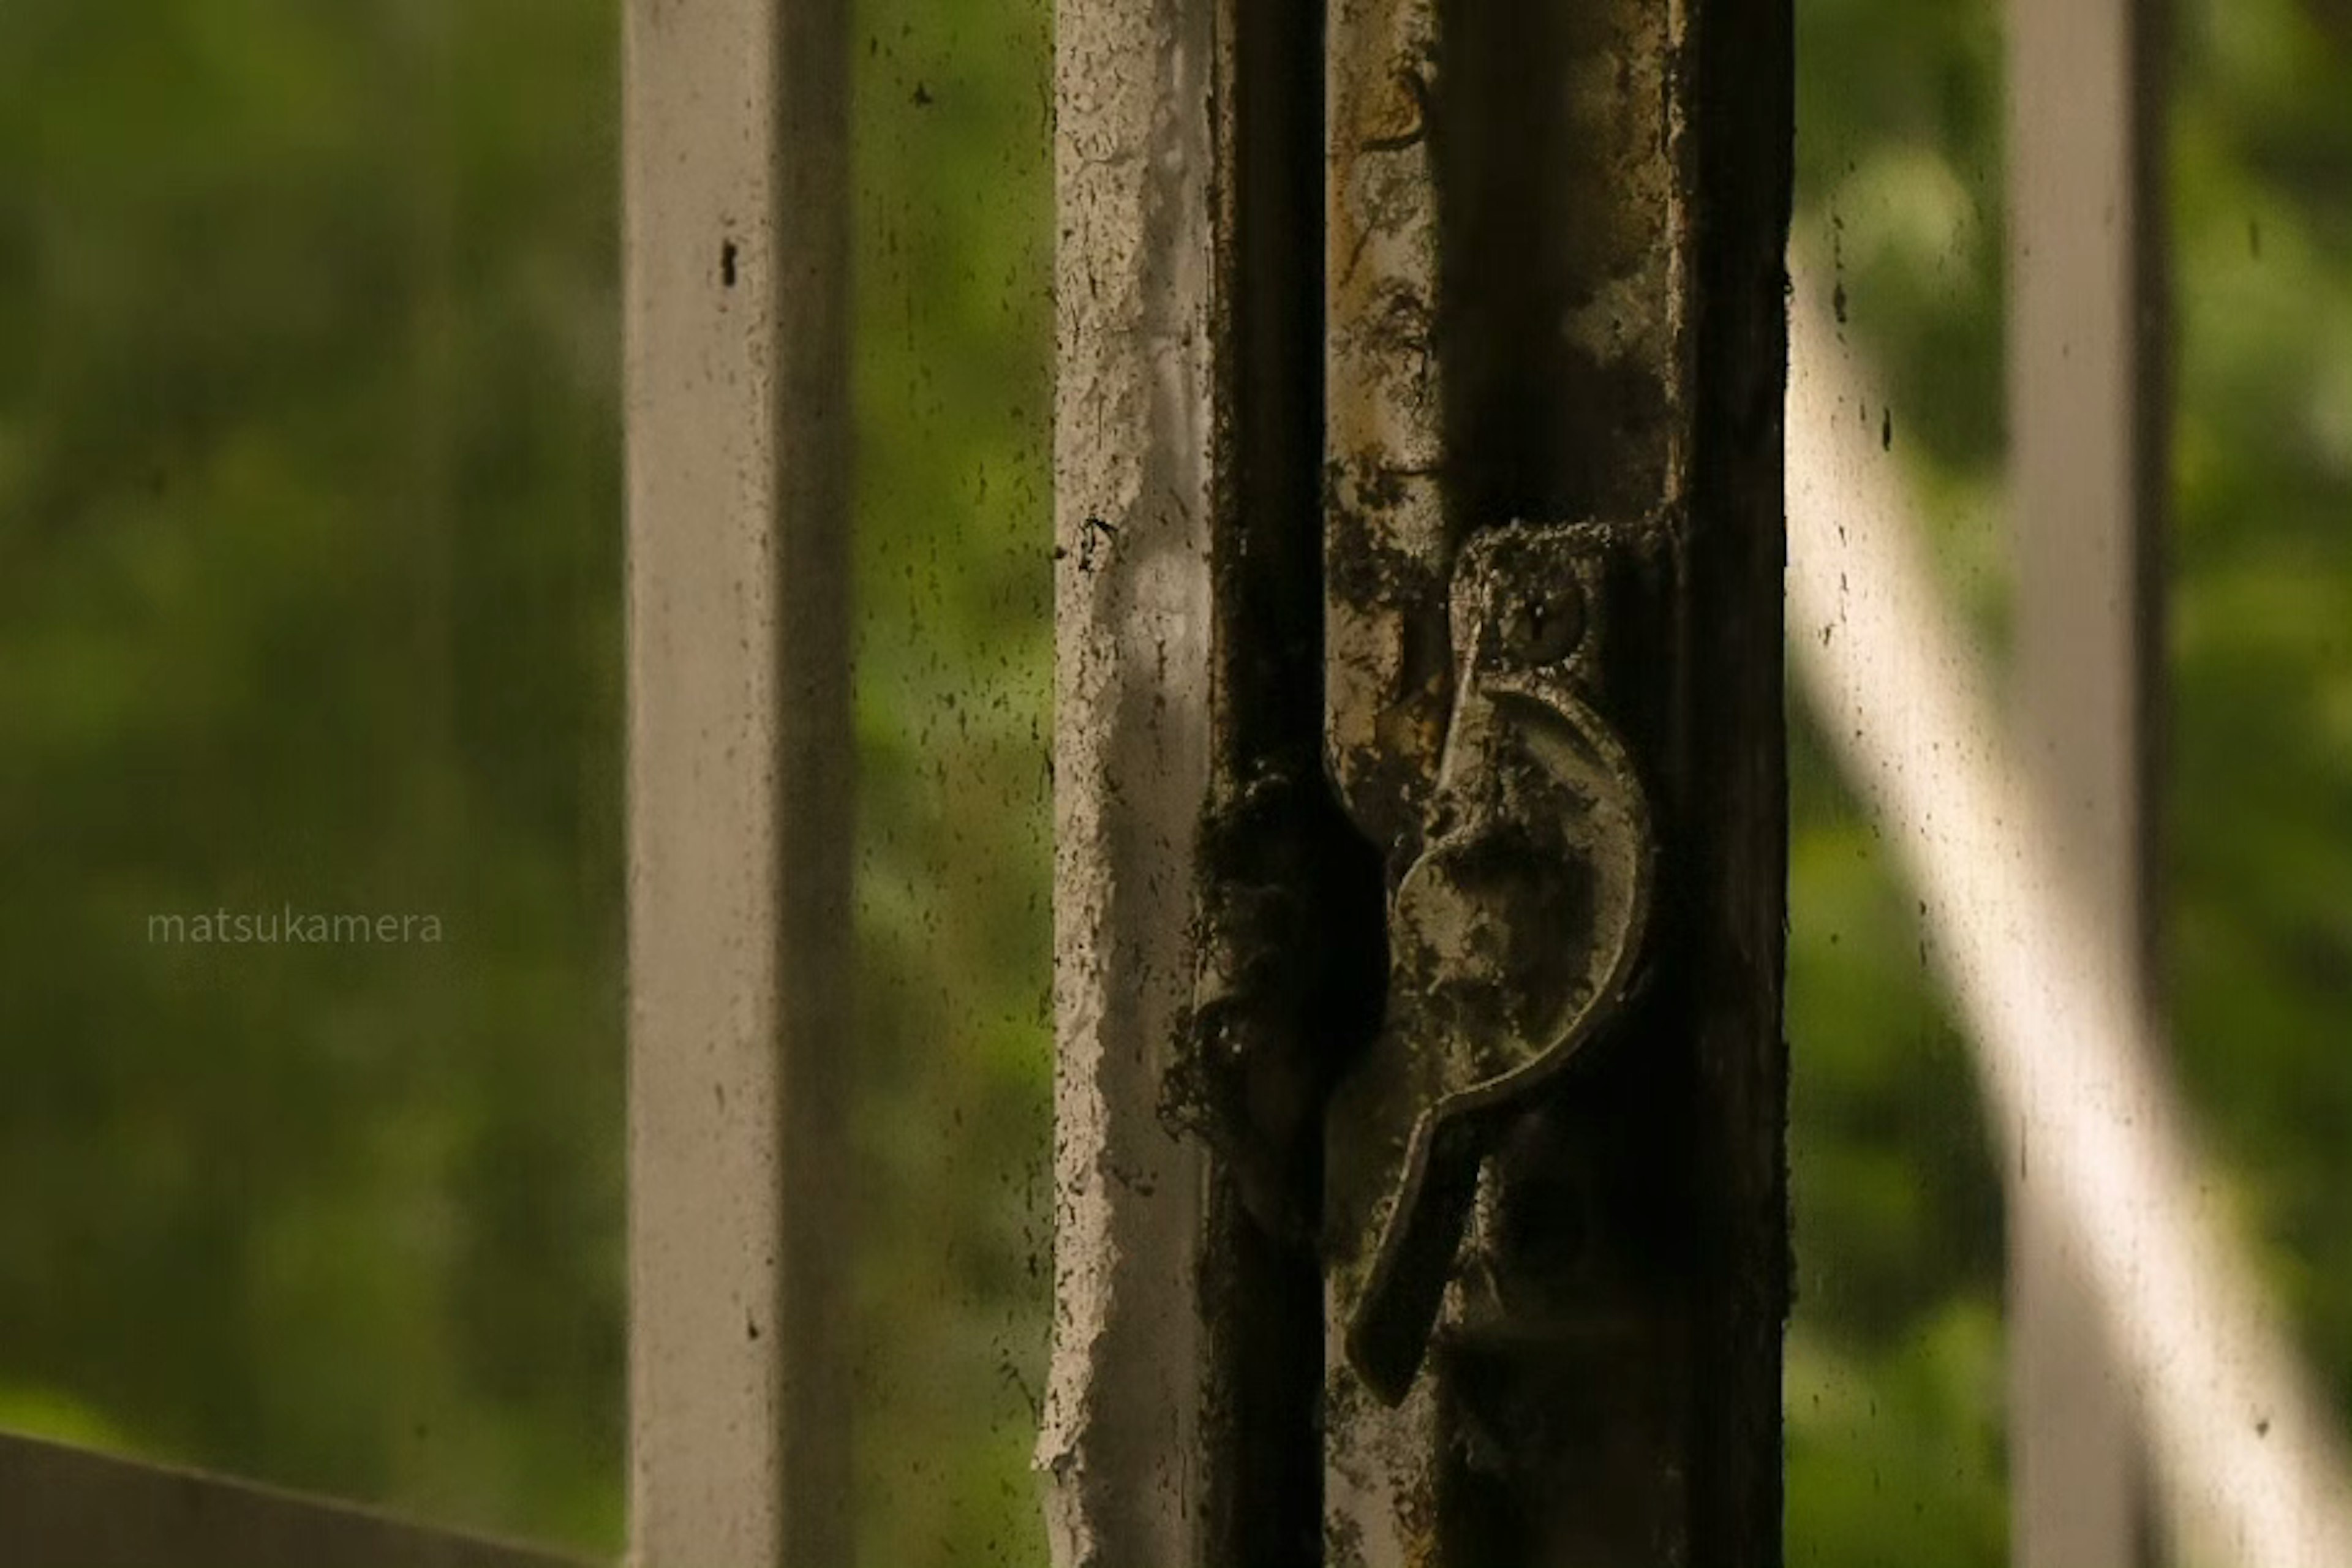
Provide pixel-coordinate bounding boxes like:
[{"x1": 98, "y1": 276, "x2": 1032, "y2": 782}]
[
  {"x1": 848, "y1": 1, "x2": 1054, "y2": 1564},
  {"x1": 1787, "y1": 4, "x2": 2009, "y2": 1559},
  {"x1": 0, "y1": 1, "x2": 622, "y2": 1551},
  {"x1": 1789, "y1": 0, "x2": 2352, "y2": 1562},
  {"x1": 2166, "y1": 0, "x2": 2352, "y2": 1466}
]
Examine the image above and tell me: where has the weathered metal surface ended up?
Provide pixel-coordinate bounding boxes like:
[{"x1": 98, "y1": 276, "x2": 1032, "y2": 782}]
[
  {"x1": 1320, "y1": 0, "x2": 1789, "y2": 1561},
  {"x1": 1324, "y1": 0, "x2": 1449, "y2": 862},
  {"x1": 1050, "y1": 0, "x2": 1786, "y2": 1555},
  {"x1": 1319, "y1": 3, "x2": 1451, "y2": 1555},
  {"x1": 1183, "y1": 5, "x2": 1394, "y2": 1563},
  {"x1": 0, "y1": 1430, "x2": 595, "y2": 1568},
  {"x1": 1332, "y1": 518, "x2": 1668, "y2": 1407},
  {"x1": 1040, "y1": 0, "x2": 1219, "y2": 1561},
  {"x1": 624, "y1": 0, "x2": 852, "y2": 1561},
  {"x1": 2006, "y1": 1, "x2": 2166, "y2": 1562}
]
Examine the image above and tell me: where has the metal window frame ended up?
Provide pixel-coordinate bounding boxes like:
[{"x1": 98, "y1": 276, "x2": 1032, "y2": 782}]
[
  {"x1": 1036, "y1": 1, "x2": 1222, "y2": 1559},
  {"x1": 1044, "y1": 1, "x2": 1793, "y2": 1565},
  {"x1": 0, "y1": 1430, "x2": 592, "y2": 1568},
  {"x1": 2006, "y1": 2, "x2": 2166, "y2": 1564},
  {"x1": 622, "y1": 0, "x2": 853, "y2": 1565},
  {"x1": 17, "y1": 0, "x2": 2211, "y2": 1561}
]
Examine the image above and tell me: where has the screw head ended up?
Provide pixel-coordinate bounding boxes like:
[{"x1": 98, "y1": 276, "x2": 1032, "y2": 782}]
[{"x1": 1497, "y1": 577, "x2": 1586, "y2": 667}]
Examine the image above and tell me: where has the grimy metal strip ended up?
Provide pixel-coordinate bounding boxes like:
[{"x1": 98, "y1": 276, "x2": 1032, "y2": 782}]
[
  {"x1": 1321, "y1": 0, "x2": 1450, "y2": 1553},
  {"x1": 2007, "y1": 1, "x2": 2166, "y2": 1564},
  {"x1": 1190, "y1": 0, "x2": 1375, "y2": 1562},
  {"x1": 624, "y1": 0, "x2": 853, "y2": 1562},
  {"x1": 1321, "y1": 0, "x2": 1791, "y2": 1560},
  {"x1": 0, "y1": 1430, "x2": 595, "y2": 1568}
]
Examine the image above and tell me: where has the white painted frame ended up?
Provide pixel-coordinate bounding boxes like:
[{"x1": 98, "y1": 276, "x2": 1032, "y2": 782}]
[
  {"x1": 623, "y1": 0, "x2": 854, "y2": 1565},
  {"x1": 2008, "y1": 4, "x2": 2162, "y2": 1564}
]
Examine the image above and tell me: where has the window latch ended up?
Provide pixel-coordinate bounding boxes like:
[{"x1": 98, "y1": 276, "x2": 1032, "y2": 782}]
[{"x1": 1326, "y1": 514, "x2": 1673, "y2": 1404}]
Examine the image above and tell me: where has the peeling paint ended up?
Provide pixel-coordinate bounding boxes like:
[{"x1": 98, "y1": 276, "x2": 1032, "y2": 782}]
[{"x1": 1041, "y1": 0, "x2": 1218, "y2": 1562}]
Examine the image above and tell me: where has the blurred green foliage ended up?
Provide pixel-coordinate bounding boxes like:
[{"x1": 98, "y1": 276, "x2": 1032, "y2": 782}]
[
  {"x1": 1789, "y1": 1, "x2": 2352, "y2": 1563},
  {"x1": 0, "y1": 0, "x2": 2344, "y2": 1564},
  {"x1": 846, "y1": 4, "x2": 1054, "y2": 1564},
  {"x1": 0, "y1": 0, "x2": 1058, "y2": 1559},
  {"x1": 0, "y1": 0, "x2": 627, "y2": 1549}
]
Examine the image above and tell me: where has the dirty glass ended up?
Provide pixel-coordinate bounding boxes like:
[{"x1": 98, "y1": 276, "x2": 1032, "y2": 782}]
[
  {"x1": 10, "y1": 0, "x2": 2345, "y2": 1562},
  {"x1": 1784, "y1": 5, "x2": 2008, "y2": 1556},
  {"x1": 845, "y1": 2, "x2": 1055, "y2": 1565},
  {"x1": 1788, "y1": 1, "x2": 2352, "y2": 1562},
  {"x1": 0, "y1": 0, "x2": 625, "y2": 1553},
  {"x1": 0, "y1": 0, "x2": 1058, "y2": 1562}
]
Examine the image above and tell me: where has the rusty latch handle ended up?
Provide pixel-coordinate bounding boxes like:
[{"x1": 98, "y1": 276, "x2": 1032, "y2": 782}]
[{"x1": 1339, "y1": 519, "x2": 1660, "y2": 1403}]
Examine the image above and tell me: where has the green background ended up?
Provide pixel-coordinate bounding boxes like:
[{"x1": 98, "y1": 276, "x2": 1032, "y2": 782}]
[{"x1": 0, "y1": 1, "x2": 2345, "y2": 1563}]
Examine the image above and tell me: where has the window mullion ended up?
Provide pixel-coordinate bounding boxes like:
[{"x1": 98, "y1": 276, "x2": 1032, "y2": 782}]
[{"x1": 624, "y1": 0, "x2": 854, "y2": 1562}]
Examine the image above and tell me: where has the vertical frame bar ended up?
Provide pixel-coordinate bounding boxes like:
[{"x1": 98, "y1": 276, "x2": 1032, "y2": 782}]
[
  {"x1": 1054, "y1": 4, "x2": 1394, "y2": 1563},
  {"x1": 2007, "y1": 3, "x2": 2165, "y2": 1564},
  {"x1": 1194, "y1": 0, "x2": 1378, "y2": 1562},
  {"x1": 1319, "y1": 0, "x2": 1450, "y2": 1552},
  {"x1": 1040, "y1": 0, "x2": 1220, "y2": 1562},
  {"x1": 624, "y1": 0, "x2": 853, "y2": 1561},
  {"x1": 1319, "y1": 0, "x2": 1792, "y2": 1558}
]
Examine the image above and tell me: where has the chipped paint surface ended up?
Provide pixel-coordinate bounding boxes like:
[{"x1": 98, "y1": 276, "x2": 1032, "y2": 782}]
[
  {"x1": 1324, "y1": 1362, "x2": 1443, "y2": 1568},
  {"x1": 1046, "y1": 0, "x2": 1782, "y2": 1554},
  {"x1": 1551, "y1": 0, "x2": 1691, "y2": 514},
  {"x1": 1041, "y1": 0, "x2": 1219, "y2": 1562},
  {"x1": 1325, "y1": 0, "x2": 1449, "y2": 859},
  {"x1": 1319, "y1": 3, "x2": 1451, "y2": 1556},
  {"x1": 1321, "y1": 0, "x2": 1706, "y2": 1558}
]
